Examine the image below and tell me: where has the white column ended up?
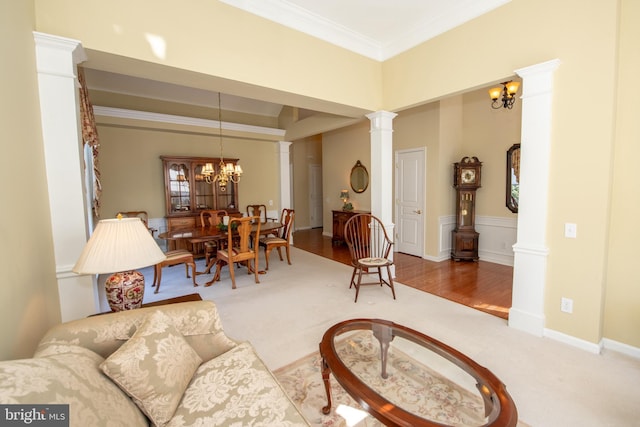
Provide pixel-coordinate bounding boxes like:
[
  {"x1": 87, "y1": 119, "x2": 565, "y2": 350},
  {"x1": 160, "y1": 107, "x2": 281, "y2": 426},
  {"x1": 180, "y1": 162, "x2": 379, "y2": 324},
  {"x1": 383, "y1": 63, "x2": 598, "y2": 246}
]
[
  {"x1": 509, "y1": 59, "x2": 560, "y2": 336},
  {"x1": 34, "y1": 32, "x2": 98, "y2": 321},
  {"x1": 366, "y1": 111, "x2": 397, "y2": 275},
  {"x1": 278, "y1": 141, "x2": 293, "y2": 243}
]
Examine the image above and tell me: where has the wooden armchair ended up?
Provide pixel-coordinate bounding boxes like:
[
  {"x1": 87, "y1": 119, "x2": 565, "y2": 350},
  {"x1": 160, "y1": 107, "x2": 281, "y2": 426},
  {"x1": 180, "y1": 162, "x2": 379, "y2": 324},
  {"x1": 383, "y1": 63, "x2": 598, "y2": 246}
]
[
  {"x1": 343, "y1": 213, "x2": 396, "y2": 302},
  {"x1": 210, "y1": 216, "x2": 261, "y2": 289},
  {"x1": 188, "y1": 210, "x2": 228, "y2": 273},
  {"x1": 259, "y1": 209, "x2": 295, "y2": 270}
]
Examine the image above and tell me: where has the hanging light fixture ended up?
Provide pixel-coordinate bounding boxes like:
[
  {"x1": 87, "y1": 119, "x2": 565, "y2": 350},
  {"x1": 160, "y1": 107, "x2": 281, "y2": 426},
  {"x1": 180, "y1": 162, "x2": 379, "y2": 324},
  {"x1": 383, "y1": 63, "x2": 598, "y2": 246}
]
[
  {"x1": 201, "y1": 92, "x2": 243, "y2": 191},
  {"x1": 489, "y1": 80, "x2": 520, "y2": 109}
]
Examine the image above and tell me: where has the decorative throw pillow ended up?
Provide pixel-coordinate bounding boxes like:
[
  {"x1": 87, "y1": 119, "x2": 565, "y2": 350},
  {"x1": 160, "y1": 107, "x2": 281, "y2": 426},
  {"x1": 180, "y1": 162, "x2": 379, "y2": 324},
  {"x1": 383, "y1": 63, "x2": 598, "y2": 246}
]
[{"x1": 100, "y1": 310, "x2": 202, "y2": 427}]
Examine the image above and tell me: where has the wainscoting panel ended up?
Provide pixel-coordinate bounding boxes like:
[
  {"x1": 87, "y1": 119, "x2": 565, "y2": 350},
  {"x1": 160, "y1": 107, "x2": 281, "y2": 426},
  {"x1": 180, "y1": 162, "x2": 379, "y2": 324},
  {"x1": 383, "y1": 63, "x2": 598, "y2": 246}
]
[{"x1": 438, "y1": 215, "x2": 518, "y2": 266}]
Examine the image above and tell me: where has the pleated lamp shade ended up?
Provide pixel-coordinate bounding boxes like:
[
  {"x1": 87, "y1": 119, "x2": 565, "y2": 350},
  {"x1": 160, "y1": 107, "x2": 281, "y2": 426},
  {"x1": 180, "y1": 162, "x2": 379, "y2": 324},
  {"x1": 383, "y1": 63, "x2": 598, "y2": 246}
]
[{"x1": 73, "y1": 217, "x2": 166, "y2": 311}]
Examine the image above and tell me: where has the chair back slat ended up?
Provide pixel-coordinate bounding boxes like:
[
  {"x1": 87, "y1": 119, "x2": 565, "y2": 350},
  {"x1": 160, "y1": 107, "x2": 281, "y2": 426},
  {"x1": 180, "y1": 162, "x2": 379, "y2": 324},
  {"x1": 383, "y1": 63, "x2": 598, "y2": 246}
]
[
  {"x1": 246, "y1": 204, "x2": 267, "y2": 223},
  {"x1": 201, "y1": 210, "x2": 228, "y2": 227},
  {"x1": 228, "y1": 216, "x2": 260, "y2": 254},
  {"x1": 279, "y1": 209, "x2": 295, "y2": 240}
]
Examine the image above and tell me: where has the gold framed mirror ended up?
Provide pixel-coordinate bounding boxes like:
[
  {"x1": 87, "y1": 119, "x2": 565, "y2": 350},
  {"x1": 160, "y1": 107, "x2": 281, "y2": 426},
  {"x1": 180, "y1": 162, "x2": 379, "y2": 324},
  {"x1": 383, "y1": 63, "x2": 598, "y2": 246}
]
[
  {"x1": 506, "y1": 144, "x2": 520, "y2": 213},
  {"x1": 350, "y1": 160, "x2": 369, "y2": 193}
]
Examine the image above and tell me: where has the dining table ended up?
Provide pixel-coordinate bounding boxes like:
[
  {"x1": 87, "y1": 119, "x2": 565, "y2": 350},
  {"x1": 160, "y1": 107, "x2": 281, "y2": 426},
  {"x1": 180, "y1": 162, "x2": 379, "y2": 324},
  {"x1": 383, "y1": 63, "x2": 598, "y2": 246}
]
[{"x1": 158, "y1": 221, "x2": 283, "y2": 284}]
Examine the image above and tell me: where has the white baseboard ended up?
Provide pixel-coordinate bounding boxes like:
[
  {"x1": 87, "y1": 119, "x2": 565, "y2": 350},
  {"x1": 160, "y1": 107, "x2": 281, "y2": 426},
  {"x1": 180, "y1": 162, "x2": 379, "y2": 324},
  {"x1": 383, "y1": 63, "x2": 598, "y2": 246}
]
[
  {"x1": 544, "y1": 328, "x2": 603, "y2": 354},
  {"x1": 601, "y1": 338, "x2": 640, "y2": 359}
]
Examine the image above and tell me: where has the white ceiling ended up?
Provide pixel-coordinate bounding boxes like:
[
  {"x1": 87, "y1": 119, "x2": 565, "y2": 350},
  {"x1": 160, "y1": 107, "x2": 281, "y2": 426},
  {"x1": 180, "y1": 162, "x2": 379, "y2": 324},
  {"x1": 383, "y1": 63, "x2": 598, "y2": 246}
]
[
  {"x1": 219, "y1": 0, "x2": 510, "y2": 61},
  {"x1": 88, "y1": 0, "x2": 509, "y2": 120}
]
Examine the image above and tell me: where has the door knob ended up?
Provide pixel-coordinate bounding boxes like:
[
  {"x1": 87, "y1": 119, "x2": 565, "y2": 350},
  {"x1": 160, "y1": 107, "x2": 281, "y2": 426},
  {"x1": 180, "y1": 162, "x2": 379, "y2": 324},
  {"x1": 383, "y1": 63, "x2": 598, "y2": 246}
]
[{"x1": 414, "y1": 209, "x2": 422, "y2": 214}]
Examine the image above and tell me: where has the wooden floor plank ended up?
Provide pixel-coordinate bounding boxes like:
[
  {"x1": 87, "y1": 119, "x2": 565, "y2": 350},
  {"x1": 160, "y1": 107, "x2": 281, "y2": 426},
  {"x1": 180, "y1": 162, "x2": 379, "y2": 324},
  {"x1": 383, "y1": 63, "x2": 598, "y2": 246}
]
[{"x1": 293, "y1": 228, "x2": 513, "y2": 319}]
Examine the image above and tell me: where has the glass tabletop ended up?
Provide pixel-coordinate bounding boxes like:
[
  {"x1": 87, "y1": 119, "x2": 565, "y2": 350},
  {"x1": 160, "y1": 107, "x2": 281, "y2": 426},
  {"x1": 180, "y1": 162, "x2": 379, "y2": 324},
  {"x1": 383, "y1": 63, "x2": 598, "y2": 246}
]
[{"x1": 319, "y1": 319, "x2": 517, "y2": 427}]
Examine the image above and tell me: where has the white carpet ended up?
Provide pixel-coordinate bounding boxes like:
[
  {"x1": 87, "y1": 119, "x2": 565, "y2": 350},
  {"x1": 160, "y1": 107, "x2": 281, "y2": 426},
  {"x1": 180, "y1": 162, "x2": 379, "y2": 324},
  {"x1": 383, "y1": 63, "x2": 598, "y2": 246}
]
[{"x1": 98, "y1": 247, "x2": 640, "y2": 427}]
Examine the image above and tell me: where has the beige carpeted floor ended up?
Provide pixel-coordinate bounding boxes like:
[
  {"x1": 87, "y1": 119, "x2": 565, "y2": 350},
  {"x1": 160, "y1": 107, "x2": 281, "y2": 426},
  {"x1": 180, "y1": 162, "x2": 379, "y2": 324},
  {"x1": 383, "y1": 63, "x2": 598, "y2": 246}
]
[{"x1": 98, "y1": 246, "x2": 640, "y2": 427}]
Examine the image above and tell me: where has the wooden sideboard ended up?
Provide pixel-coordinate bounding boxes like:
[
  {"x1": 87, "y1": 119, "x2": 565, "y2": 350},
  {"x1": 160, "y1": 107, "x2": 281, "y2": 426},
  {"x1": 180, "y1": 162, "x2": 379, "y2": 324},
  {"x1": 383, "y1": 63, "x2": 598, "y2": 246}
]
[{"x1": 332, "y1": 210, "x2": 369, "y2": 245}]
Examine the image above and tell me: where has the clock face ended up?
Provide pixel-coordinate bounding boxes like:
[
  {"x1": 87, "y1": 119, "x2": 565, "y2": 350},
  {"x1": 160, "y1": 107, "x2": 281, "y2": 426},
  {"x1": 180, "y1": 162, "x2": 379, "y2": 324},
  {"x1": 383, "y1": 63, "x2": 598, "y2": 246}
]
[{"x1": 461, "y1": 169, "x2": 476, "y2": 184}]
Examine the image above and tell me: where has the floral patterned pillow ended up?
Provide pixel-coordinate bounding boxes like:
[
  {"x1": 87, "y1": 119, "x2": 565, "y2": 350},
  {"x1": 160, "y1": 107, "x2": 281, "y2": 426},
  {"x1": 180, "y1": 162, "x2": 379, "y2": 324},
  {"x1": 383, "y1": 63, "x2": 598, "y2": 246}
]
[{"x1": 100, "y1": 310, "x2": 202, "y2": 426}]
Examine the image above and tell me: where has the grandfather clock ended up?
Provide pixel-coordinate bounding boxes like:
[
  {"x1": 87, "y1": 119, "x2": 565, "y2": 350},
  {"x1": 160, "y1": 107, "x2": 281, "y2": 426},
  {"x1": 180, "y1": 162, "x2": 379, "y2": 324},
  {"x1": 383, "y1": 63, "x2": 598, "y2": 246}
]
[{"x1": 451, "y1": 156, "x2": 482, "y2": 261}]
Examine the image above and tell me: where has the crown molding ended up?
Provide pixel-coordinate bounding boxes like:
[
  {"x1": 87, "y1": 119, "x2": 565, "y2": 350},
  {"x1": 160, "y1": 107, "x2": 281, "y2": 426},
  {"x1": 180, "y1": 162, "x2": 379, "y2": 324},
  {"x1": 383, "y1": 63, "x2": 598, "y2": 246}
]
[{"x1": 93, "y1": 106, "x2": 286, "y2": 138}]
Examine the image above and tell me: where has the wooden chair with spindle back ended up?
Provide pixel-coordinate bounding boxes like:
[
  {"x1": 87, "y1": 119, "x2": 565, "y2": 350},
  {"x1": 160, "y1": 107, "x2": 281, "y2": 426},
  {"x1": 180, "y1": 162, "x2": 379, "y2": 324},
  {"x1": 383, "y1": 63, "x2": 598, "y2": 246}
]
[{"x1": 343, "y1": 213, "x2": 396, "y2": 302}]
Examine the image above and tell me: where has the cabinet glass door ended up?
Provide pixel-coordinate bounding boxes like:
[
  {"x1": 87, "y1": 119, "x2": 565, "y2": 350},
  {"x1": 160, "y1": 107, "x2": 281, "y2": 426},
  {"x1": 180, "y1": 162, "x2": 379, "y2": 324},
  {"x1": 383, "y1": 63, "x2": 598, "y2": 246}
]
[
  {"x1": 168, "y1": 163, "x2": 191, "y2": 213},
  {"x1": 193, "y1": 162, "x2": 215, "y2": 211}
]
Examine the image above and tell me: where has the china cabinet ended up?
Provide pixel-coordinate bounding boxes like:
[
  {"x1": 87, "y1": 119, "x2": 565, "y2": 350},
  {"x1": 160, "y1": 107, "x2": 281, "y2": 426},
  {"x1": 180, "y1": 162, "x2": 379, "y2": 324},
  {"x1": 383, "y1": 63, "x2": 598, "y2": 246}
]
[
  {"x1": 161, "y1": 156, "x2": 240, "y2": 249},
  {"x1": 451, "y1": 157, "x2": 482, "y2": 261}
]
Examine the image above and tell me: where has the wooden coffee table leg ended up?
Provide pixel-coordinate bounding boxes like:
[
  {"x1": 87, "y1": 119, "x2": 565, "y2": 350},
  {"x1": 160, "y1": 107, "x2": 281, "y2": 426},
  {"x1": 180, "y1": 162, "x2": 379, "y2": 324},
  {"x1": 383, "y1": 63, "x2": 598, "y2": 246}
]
[{"x1": 321, "y1": 353, "x2": 332, "y2": 415}]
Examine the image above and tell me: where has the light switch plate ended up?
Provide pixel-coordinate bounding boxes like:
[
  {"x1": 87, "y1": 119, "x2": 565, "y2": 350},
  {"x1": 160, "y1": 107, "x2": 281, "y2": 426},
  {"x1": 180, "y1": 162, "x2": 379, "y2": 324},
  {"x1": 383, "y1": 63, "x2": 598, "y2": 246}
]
[{"x1": 564, "y1": 223, "x2": 577, "y2": 238}]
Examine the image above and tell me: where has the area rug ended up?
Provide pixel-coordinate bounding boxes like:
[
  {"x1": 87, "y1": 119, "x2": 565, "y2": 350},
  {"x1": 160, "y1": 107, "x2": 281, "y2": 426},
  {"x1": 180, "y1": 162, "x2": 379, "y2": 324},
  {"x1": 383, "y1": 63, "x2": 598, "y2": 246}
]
[{"x1": 274, "y1": 330, "x2": 525, "y2": 427}]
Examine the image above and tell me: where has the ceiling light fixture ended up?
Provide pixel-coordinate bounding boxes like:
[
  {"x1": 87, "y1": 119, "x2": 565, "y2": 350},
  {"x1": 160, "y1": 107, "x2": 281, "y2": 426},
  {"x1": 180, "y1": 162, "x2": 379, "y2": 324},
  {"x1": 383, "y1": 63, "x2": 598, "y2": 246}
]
[
  {"x1": 489, "y1": 81, "x2": 520, "y2": 109},
  {"x1": 201, "y1": 92, "x2": 242, "y2": 191}
]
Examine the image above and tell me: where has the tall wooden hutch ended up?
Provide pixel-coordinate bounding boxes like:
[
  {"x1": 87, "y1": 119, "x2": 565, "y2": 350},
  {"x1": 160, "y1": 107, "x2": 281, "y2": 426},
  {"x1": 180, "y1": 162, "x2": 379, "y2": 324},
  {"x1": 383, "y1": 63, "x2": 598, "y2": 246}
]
[{"x1": 161, "y1": 156, "x2": 240, "y2": 250}]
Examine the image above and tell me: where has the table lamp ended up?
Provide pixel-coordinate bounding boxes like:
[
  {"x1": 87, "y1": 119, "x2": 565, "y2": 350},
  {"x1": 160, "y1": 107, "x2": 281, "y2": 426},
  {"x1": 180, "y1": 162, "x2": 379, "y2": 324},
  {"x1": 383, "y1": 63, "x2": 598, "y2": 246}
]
[
  {"x1": 340, "y1": 190, "x2": 353, "y2": 211},
  {"x1": 73, "y1": 216, "x2": 166, "y2": 312}
]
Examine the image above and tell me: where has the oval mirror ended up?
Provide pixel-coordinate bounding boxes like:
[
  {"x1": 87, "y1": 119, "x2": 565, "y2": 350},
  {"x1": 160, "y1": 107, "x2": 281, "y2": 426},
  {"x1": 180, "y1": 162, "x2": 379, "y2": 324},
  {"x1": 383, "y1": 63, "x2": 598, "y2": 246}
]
[
  {"x1": 506, "y1": 144, "x2": 520, "y2": 213},
  {"x1": 350, "y1": 160, "x2": 369, "y2": 193}
]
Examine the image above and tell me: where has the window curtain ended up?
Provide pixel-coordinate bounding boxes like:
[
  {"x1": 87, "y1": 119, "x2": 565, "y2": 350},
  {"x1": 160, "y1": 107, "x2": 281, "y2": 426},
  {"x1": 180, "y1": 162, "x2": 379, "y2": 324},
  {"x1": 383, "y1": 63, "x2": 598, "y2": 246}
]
[{"x1": 78, "y1": 67, "x2": 102, "y2": 218}]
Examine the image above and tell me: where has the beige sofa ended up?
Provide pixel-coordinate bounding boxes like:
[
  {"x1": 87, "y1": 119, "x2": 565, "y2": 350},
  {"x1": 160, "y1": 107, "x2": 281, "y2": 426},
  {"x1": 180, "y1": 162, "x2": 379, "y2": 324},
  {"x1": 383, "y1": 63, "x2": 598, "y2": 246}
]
[{"x1": 0, "y1": 300, "x2": 310, "y2": 427}]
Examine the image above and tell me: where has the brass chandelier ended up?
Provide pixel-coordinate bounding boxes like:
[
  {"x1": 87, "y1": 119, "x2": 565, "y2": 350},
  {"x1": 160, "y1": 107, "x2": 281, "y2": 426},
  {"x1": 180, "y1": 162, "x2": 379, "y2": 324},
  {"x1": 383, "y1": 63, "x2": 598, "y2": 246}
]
[{"x1": 201, "y1": 92, "x2": 242, "y2": 191}]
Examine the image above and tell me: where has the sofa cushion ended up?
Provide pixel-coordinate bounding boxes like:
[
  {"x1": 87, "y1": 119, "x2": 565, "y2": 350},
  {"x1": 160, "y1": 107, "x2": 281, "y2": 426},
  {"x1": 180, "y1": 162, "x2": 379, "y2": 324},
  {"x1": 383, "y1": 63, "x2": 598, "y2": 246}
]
[
  {"x1": 100, "y1": 310, "x2": 202, "y2": 427},
  {"x1": 36, "y1": 301, "x2": 237, "y2": 363},
  {"x1": 0, "y1": 344, "x2": 148, "y2": 427},
  {"x1": 166, "y1": 341, "x2": 309, "y2": 426}
]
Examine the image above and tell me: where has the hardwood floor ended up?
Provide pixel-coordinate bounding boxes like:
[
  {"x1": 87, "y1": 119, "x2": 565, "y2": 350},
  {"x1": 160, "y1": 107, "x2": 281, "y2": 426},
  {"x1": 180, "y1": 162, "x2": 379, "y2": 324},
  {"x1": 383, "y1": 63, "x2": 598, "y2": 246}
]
[{"x1": 293, "y1": 228, "x2": 514, "y2": 319}]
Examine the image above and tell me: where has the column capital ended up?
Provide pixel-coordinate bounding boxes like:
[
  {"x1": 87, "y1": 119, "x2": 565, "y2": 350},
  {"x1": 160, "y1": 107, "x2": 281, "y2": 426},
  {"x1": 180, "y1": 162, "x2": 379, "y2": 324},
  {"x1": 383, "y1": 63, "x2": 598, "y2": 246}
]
[{"x1": 366, "y1": 110, "x2": 398, "y2": 132}]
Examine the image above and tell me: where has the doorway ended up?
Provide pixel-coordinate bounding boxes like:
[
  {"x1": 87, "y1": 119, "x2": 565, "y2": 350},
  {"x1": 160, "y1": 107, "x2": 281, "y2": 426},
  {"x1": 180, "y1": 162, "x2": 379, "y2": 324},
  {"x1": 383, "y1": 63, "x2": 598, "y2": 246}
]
[{"x1": 309, "y1": 164, "x2": 323, "y2": 228}]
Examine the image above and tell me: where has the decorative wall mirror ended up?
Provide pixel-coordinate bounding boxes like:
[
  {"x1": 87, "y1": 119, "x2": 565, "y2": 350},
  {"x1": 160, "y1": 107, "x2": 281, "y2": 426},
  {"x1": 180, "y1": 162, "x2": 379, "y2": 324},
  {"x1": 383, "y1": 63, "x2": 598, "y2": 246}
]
[
  {"x1": 506, "y1": 144, "x2": 521, "y2": 213},
  {"x1": 350, "y1": 160, "x2": 369, "y2": 193}
]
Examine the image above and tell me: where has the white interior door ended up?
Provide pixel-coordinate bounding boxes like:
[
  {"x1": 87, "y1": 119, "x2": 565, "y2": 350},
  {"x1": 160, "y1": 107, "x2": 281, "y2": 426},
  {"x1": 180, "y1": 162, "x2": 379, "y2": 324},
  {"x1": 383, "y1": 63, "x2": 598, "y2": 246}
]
[
  {"x1": 395, "y1": 148, "x2": 425, "y2": 256},
  {"x1": 309, "y1": 164, "x2": 323, "y2": 228}
]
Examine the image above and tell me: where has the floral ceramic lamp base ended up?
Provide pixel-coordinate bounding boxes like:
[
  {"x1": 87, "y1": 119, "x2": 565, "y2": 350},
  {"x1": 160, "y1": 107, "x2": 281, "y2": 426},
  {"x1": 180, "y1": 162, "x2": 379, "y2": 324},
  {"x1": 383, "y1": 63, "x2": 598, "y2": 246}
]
[{"x1": 105, "y1": 270, "x2": 145, "y2": 312}]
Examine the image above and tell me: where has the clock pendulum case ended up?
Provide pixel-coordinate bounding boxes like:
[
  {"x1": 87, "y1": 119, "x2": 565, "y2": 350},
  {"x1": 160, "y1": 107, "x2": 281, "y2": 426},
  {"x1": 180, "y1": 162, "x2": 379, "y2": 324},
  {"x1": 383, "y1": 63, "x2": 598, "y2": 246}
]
[{"x1": 451, "y1": 156, "x2": 482, "y2": 261}]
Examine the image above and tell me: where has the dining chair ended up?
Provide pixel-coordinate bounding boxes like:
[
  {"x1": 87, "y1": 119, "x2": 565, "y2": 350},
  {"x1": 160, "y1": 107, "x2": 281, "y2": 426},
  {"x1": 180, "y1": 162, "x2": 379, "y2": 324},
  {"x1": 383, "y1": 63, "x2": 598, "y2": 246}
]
[
  {"x1": 188, "y1": 210, "x2": 228, "y2": 273},
  {"x1": 246, "y1": 204, "x2": 268, "y2": 223},
  {"x1": 212, "y1": 216, "x2": 261, "y2": 289},
  {"x1": 117, "y1": 211, "x2": 157, "y2": 236},
  {"x1": 152, "y1": 249, "x2": 198, "y2": 293},
  {"x1": 343, "y1": 213, "x2": 396, "y2": 302},
  {"x1": 259, "y1": 209, "x2": 295, "y2": 270}
]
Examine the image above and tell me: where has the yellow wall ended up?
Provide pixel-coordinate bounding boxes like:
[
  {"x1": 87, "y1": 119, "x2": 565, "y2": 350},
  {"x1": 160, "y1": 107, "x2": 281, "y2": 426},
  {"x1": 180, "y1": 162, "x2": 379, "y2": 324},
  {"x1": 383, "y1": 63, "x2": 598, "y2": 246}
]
[
  {"x1": 97, "y1": 122, "x2": 281, "y2": 220},
  {"x1": 604, "y1": 0, "x2": 640, "y2": 345},
  {"x1": 34, "y1": 0, "x2": 382, "y2": 116},
  {"x1": 322, "y1": 122, "x2": 371, "y2": 232},
  {"x1": 0, "y1": 0, "x2": 61, "y2": 359}
]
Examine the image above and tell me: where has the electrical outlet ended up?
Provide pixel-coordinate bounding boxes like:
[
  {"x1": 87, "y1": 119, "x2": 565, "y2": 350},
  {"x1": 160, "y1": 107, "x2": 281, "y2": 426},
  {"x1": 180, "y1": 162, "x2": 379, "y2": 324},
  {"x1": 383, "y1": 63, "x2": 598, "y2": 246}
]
[{"x1": 561, "y1": 297, "x2": 573, "y2": 313}]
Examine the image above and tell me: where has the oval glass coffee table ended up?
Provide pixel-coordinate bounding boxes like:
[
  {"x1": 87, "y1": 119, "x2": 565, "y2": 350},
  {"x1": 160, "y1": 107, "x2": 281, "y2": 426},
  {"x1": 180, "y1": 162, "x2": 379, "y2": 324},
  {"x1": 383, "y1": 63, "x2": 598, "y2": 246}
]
[{"x1": 319, "y1": 319, "x2": 518, "y2": 427}]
